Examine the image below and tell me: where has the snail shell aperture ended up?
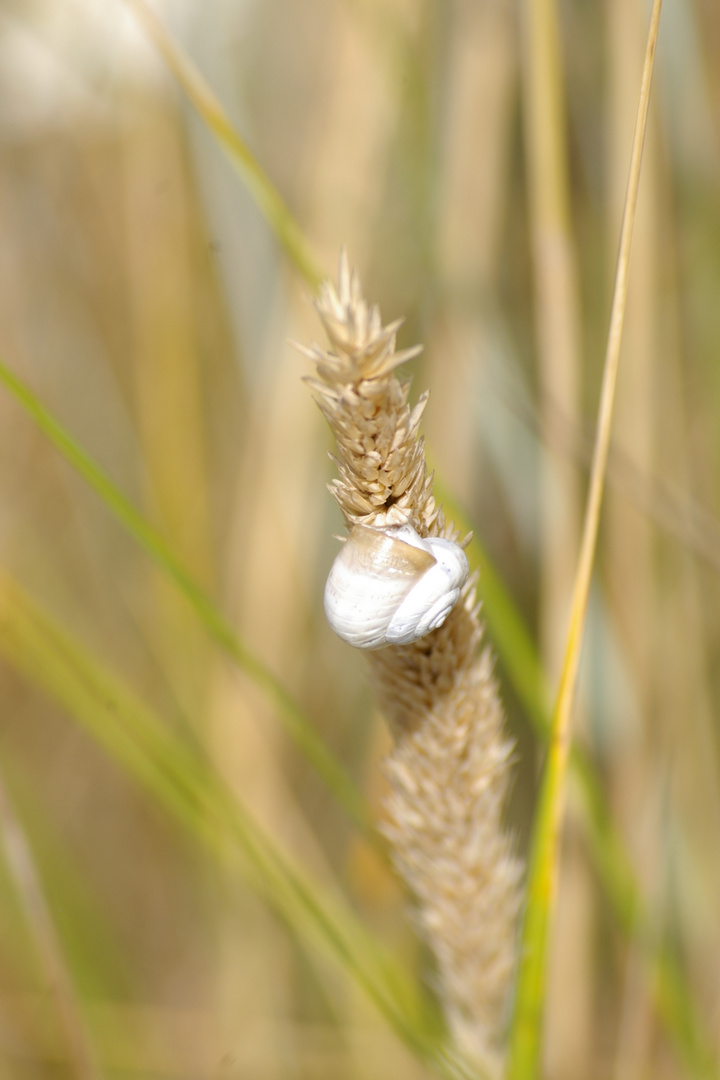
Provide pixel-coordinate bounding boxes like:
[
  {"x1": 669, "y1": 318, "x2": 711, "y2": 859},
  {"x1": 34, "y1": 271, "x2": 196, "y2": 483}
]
[{"x1": 324, "y1": 523, "x2": 469, "y2": 650}]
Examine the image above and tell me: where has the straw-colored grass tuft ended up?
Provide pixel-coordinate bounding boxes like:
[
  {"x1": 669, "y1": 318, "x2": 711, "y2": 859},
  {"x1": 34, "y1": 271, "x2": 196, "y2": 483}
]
[{"x1": 305, "y1": 253, "x2": 522, "y2": 1074}]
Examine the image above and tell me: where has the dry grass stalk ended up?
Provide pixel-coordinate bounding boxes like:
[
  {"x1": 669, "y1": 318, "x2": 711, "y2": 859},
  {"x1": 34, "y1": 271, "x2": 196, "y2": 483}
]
[{"x1": 303, "y1": 253, "x2": 522, "y2": 1073}]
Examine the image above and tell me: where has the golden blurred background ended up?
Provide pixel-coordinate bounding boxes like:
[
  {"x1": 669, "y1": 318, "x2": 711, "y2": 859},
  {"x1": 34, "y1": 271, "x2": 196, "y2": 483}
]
[{"x1": 0, "y1": 0, "x2": 719, "y2": 1076}]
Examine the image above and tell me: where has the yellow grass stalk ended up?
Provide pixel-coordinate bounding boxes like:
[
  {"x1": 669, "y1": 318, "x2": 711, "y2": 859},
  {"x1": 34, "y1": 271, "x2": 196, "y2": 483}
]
[
  {"x1": 506, "y1": 0, "x2": 664, "y2": 1075},
  {"x1": 605, "y1": 2, "x2": 659, "y2": 1071},
  {"x1": 122, "y1": 0, "x2": 324, "y2": 290},
  {"x1": 304, "y1": 254, "x2": 522, "y2": 1076}
]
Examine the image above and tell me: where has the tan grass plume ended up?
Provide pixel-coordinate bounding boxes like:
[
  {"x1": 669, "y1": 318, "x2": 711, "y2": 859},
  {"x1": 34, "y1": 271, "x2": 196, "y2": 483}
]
[{"x1": 303, "y1": 253, "x2": 522, "y2": 1074}]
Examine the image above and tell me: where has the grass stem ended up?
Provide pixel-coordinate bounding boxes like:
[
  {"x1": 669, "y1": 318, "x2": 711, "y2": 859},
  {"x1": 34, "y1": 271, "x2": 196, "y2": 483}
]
[{"x1": 122, "y1": 0, "x2": 325, "y2": 289}]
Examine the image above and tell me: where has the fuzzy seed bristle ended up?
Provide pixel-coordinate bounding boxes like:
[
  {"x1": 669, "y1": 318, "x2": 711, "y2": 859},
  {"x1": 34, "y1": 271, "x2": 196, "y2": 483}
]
[{"x1": 305, "y1": 253, "x2": 522, "y2": 1072}]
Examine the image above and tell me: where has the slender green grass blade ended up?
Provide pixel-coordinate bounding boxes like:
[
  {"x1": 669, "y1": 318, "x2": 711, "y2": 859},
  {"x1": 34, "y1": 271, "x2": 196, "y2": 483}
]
[
  {"x1": 506, "y1": 2, "x2": 664, "y2": 1075},
  {"x1": 0, "y1": 357, "x2": 373, "y2": 846},
  {"x1": 122, "y1": 0, "x2": 324, "y2": 290}
]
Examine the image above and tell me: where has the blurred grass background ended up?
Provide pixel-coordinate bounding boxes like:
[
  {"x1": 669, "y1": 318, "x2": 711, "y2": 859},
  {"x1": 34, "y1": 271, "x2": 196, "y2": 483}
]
[{"x1": 0, "y1": 0, "x2": 719, "y2": 1077}]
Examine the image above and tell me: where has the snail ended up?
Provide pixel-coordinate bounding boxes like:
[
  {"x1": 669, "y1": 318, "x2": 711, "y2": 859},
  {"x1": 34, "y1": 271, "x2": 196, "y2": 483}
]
[{"x1": 324, "y1": 522, "x2": 469, "y2": 649}]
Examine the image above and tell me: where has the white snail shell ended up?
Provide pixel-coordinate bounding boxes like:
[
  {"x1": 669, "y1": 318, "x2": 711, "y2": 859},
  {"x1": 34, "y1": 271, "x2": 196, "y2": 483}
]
[{"x1": 324, "y1": 523, "x2": 469, "y2": 650}]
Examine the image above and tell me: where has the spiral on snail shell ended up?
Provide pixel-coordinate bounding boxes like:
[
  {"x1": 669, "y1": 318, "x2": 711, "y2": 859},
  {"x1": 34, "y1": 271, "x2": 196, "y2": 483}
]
[{"x1": 323, "y1": 523, "x2": 469, "y2": 650}]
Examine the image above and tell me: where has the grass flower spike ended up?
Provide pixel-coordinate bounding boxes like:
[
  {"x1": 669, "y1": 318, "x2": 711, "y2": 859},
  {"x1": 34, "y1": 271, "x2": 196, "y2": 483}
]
[{"x1": 304, "y1": 253, "x2": 522, "y2": 1074}]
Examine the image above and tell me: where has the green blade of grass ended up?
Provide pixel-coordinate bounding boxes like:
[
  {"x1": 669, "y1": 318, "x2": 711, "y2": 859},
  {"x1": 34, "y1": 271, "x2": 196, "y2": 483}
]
[
  {"x1": 122, "y1": 0, "x2": 324, "y2": 291},
  {"x1": 0, "y1": 357, "x2": 373, "y2": 847},
  {"x1": 0, "y1": 572, "x2": 485, "y2": 1080},
  {"x1": 507, "y1": 1, "x2": 664, "y2": 1075}
]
